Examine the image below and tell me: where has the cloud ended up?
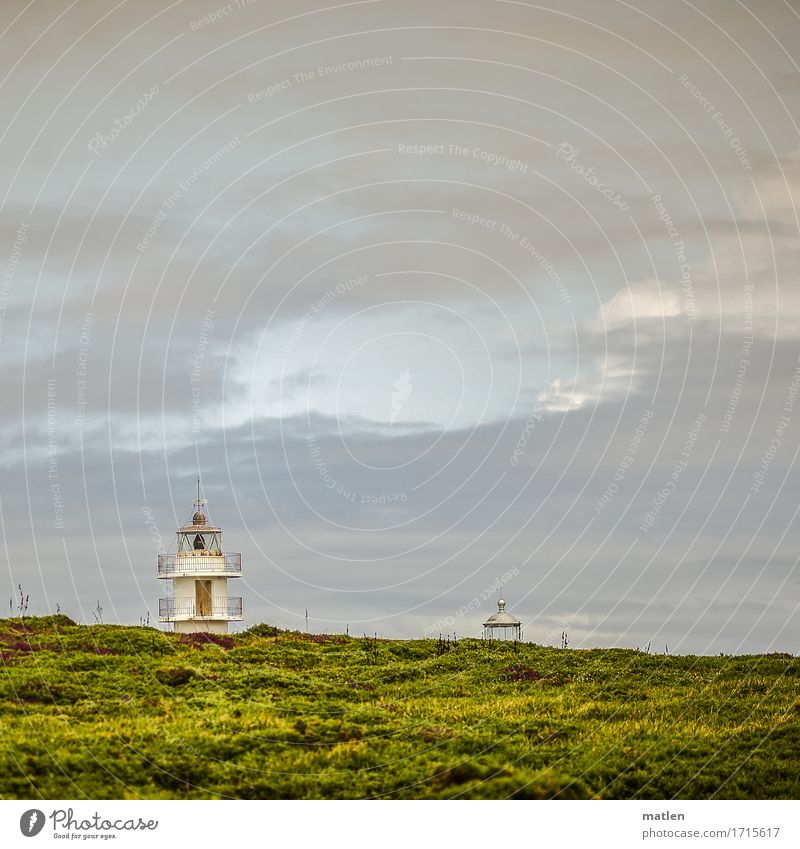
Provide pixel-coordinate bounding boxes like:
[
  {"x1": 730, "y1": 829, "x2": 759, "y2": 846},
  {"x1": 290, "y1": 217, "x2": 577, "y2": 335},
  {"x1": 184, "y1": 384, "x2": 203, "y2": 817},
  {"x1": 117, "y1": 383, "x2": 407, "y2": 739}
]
[
  {"x1": 598, "y1": 280, "x2": 684, "y2": 325},
  {"x1": 2, "y1": 0, "x2": 800, "y2": 654}
]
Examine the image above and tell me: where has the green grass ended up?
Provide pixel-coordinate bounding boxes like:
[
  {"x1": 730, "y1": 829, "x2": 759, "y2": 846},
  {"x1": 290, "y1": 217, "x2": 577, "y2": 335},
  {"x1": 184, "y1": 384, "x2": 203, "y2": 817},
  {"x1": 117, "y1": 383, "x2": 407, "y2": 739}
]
[{"x1": 0, "y1": 616, "x2": 797, "y2": 799}]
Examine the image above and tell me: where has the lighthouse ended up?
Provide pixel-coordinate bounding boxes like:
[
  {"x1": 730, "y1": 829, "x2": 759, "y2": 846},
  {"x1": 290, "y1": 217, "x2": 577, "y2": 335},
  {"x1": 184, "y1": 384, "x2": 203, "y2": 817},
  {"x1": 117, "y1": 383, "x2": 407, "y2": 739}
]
[{"x1": 157, "y1": 481, "x2": 243, "y2": 634}]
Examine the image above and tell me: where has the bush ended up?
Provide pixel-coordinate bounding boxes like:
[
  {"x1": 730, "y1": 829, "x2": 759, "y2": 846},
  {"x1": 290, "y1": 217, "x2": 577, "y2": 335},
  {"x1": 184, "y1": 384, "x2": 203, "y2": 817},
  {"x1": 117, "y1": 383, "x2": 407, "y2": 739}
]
[
  {"x1": 155, "y1": 666, "x2": 195, "y2": 686},
  {"x1": 503, "y1": 664, "x2": 542, "y2": 682},
  {"x1": 244, "y1": 623, "x2": 279, "y2": 638},
  {"x1": 178, "y1": 633, "x2": 234, "y2": 650},
  {"x1": 388, "y1": 642, "x2": 430, "y2": 659}
]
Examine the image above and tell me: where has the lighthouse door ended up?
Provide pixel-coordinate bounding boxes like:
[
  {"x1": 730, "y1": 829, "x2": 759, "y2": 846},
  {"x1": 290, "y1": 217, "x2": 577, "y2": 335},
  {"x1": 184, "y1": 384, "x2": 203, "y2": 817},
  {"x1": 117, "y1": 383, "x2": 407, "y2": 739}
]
[{"x1": 196, "y1": 580, "x2": 212, "y2": 617}]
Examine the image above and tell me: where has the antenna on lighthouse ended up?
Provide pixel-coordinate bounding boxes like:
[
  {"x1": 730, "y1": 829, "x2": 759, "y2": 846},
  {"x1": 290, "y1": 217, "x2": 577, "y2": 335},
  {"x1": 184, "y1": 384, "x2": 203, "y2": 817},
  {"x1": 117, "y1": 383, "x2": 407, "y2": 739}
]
[{"x1": 195, "y1": 476, "x2": 207, "y2": 511}]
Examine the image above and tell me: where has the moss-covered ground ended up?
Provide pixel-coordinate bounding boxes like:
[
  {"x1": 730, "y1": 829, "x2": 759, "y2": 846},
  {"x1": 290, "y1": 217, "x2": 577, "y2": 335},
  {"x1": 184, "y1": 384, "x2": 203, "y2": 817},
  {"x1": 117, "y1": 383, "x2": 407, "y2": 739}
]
[{"x1": 1, "y1": 616, "x2": 797, "y2": 799}]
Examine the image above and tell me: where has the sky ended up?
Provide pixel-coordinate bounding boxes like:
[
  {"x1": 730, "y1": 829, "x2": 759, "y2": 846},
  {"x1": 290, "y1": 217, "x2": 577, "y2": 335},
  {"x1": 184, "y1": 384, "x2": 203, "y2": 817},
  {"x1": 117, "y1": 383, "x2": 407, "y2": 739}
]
[{"x1": 1, "y1": 0, "x2": 799, "y2": 653}]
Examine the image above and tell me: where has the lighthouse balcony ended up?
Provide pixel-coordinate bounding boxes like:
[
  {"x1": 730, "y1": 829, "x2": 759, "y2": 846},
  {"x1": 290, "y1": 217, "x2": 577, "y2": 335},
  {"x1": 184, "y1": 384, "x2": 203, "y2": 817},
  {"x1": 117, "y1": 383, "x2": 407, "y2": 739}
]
[
  {"x1": 158, "y1": 596, "x2": 243, "y2": 622},
  {"x1": 157, "y1": 552, "x2": 242, "y2": 577}
]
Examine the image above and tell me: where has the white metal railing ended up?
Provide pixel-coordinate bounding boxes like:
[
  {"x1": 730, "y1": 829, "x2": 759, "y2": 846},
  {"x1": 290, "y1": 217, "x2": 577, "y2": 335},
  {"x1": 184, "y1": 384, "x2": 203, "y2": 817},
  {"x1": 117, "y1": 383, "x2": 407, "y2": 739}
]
[
  {"x1": 158, "y1": 596, "x2": 243, "y2": 621},
  {"x1": 157, "y1": 553, "x2": 241, "y2": 576}
]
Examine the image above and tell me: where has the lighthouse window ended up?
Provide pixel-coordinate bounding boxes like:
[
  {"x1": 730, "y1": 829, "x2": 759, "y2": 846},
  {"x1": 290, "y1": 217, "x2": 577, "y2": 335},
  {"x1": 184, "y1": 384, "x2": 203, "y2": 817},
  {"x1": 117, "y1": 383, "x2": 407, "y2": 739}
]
[{"x1": 193, "y1": 534, "x2": 205, "y2": 550}]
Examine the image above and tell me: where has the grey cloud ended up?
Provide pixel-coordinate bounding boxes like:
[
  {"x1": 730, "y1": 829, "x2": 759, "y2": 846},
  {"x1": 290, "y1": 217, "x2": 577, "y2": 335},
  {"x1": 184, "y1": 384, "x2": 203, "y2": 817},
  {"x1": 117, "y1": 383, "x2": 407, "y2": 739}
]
[{"x1": 2, "y1": 0, "x2": 799, "y2": 655}]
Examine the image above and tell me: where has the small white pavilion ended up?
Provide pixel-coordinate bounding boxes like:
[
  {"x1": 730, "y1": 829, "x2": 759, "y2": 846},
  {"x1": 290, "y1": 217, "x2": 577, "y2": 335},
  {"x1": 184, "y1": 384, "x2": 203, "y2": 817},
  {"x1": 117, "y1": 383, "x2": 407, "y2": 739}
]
[{"x1": 483, "y1": 596, "x2": 522, "y2": 641}]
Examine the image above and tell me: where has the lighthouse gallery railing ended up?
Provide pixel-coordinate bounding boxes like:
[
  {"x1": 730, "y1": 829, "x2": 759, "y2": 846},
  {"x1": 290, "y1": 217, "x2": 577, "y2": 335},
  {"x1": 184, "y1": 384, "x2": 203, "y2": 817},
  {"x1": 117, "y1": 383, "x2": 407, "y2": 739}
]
[
  {"x1": 159, "y1": 597, "x2": 243, "y2": 620},
  {"x1": 157, "y1": 553, "x2": 241, "y2": 575}
]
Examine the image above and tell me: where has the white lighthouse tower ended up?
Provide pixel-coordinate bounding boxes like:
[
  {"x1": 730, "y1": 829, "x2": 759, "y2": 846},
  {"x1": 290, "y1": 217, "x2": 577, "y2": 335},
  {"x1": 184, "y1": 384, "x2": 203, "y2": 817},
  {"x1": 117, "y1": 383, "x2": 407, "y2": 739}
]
[{"x1": 157, "y1": 481, "x2": 243, "y2": 634}]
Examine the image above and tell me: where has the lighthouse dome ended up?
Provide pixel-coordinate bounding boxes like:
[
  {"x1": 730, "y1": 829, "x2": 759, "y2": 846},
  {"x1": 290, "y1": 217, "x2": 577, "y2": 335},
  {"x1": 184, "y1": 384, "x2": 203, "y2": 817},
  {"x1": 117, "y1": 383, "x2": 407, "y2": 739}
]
[{"x1": 192, "y1": 511, "x2": 206, "y2": 525}]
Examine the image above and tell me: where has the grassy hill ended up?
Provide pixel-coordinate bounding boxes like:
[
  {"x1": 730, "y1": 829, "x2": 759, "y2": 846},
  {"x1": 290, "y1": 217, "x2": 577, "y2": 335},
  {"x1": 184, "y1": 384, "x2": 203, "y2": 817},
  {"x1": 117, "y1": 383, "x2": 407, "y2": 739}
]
[{"x1": 0, "y1": 615, "x2": 797, "y2": 799}]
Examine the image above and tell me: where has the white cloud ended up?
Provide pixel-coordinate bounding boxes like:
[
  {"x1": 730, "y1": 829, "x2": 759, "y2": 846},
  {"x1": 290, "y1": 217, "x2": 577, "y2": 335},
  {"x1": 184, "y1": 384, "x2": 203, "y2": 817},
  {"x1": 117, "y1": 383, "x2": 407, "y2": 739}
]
[{"x1": 598, "y1": 280, "x2": 684, "y2": 325}]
